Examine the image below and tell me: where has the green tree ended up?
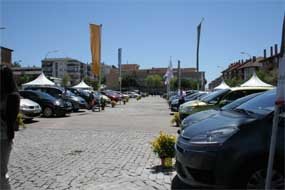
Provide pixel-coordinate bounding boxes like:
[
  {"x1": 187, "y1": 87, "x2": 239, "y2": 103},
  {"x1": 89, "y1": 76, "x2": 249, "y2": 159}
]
[
  {"x1": 122, "y1": 75, "x2": 138, "y2": 88},
  {"x1": 225, "y1": 77, "x2": 243, "y2": 87},
  {"x1": 145, "y1": 75, "x2": 163, "y2": 89},
  {"x1": 17, "y1": 74, "x2": 30, "y2": 86},
  {"x1": 256, "y1": 69, "x2": 277, "y2": 86},
  {"x1": 84, "y1": 77, "x2": 98, "y2": 90},
  {"x1": 12, "y1": 61, "x2": 21, "y2": 67},
  {"x1": 61, "y1": 73, "x2": 71, "y2": 87},
  {"x1": 170, "y1": 77, "x2": 199, "y2": 90}
]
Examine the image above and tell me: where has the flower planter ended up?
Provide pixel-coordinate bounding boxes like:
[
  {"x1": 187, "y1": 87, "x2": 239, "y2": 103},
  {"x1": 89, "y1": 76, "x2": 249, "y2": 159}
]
[{"x1": 161, "y1": 157, "x2": 173, "y2": 168}]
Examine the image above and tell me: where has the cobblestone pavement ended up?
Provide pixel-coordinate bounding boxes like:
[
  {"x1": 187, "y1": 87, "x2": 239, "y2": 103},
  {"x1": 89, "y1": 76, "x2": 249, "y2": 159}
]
[{"x1": 8, "y1": 96, "x2": 181, "y2": 190}]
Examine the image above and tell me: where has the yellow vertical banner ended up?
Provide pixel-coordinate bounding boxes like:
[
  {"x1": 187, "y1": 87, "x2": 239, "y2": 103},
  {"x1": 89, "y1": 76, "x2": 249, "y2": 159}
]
[{"x1": 90, "y1": 24, "x2": 101, "y2": 76}]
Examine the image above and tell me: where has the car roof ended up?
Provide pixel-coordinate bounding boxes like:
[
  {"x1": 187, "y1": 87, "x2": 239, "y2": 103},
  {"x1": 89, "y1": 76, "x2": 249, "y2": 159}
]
[{"x1": 229, "y1": 86, "x2": 274, "y2": 91}]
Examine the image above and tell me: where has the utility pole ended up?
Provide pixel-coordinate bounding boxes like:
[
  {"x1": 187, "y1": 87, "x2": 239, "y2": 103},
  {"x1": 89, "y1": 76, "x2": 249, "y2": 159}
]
[
  {"x1": 178, "y1": 60, "x2": 181, "y2": 96},
  {"x1": 118, "y1": 48, "x2": 122, "y2": 102},
  {"x1": 196, "y1": 18, "x2": 204, "y2": 90}
]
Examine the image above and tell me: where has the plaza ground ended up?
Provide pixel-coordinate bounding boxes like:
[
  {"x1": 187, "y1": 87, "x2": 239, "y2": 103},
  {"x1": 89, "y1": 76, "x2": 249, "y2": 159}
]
[{"x1": 8, "y1": 96, "x2": 188, "y2": 190}]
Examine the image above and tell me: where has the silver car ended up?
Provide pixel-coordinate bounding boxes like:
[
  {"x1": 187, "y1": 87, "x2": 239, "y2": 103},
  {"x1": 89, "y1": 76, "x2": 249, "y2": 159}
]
[{"x1": 20, "y1": 98, "x2": 42, "y2": 121}]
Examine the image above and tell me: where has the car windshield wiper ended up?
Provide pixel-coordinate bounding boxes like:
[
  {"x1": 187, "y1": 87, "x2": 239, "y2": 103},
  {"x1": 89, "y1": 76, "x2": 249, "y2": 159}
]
[{"x1": 234, "y1": 108, "x2": 256, "y2": 116}]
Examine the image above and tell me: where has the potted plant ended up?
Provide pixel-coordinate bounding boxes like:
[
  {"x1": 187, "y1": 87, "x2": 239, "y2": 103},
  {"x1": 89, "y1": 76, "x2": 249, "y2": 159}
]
[
  {"x1": 16, "y1": 113, "x2": 25, "y2": 129},
  {"x1": 100, "y1": 98, "x2": 106, "y2": 110},
  {"x1": 171, "y1": 112, "x2": 180, "y2": 127},
  {"x1": 111, "y1": 100, "x2": 116, "y2": 108},
  {"x1": 150, "y1": 131, "x2": 176, "y2": 167}
]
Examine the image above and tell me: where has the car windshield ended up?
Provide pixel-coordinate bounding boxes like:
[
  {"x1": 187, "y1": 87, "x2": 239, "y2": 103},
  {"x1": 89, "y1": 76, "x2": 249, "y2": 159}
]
[
  {"x1": 221, "y1": 92, "x2": 262, "y2": 111},
  {"x1": 200, "y1": 89, "x2": 229, "y2": 103},
  {"x1": 235, "y1": 90, "x2": 276, "y2": 115},
  {"x1": 34, "y1": 91, "x2": 56, "y2": 101},
  {"x1": 65, "y1": 90, "x2": 76, "y2": 96}
]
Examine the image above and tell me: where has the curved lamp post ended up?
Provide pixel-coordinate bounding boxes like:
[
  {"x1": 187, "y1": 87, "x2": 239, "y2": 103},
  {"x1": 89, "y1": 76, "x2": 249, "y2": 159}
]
[{"x1": 45, "y1": 50, "x2": 59, "y2": 59}]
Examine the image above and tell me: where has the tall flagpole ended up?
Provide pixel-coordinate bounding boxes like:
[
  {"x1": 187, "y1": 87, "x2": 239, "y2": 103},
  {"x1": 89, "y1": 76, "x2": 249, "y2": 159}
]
[{"x1": 99, "y1": 24, "x2": 102, "y2": 110}]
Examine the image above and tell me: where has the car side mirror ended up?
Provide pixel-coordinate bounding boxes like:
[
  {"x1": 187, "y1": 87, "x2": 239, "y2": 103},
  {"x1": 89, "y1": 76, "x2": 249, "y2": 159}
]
[{"x1": 177, "y1": 129, "x2": 181, "y2": 135}]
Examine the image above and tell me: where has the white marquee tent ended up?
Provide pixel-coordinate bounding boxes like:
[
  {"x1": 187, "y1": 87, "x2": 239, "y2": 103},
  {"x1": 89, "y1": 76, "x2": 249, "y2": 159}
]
[
  {"x1": 240, "y1": 72, "x2": 273, "y2": 87},
  {"x1": 22, "y1": 73, "x2": 55, "y2": 87},
  {"x1": 72, "y1": 80, "x2": 93, "y2": 90},
  {"x1": 214, "y1": 80, "x2": 230, "y2": 90}
]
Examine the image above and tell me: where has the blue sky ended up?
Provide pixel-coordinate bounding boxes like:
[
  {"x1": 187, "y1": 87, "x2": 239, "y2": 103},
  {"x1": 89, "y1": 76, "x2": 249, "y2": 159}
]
[{"x1": 1, "y1": 0, "x2": 284, "y2": 84}]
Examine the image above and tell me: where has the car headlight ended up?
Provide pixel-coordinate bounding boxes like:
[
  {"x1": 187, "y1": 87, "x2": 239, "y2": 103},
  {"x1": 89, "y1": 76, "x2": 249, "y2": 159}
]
[
  {"x1": 189, "y1": 127, "x2": 238, "y2": 146},
  {"x1": 54, "y1": 100, "x2": 61, "y2": 106}
]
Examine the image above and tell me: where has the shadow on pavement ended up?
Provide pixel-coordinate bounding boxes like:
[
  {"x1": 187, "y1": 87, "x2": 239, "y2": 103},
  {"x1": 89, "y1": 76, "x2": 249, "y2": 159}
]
[
  {"x1": 148, "y1": 165, "x2": 175, "y2": 175},
  {"x1": 23, "y1": 119, "x2": 39, "y2": 124},
  {"x1": 171, "y1": 175, "x2": 211, "y2": 190}
]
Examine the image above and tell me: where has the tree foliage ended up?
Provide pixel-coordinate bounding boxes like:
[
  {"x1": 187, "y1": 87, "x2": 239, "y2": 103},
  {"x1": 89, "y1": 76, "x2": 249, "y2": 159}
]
[
  {"x1": 225, "y1": 77, "x2": 243, "y2": 87},
  {"x1": 256, "y1": 69, "x2": 277, "y2": 86},
  {"x1": 84, "y1": 77, "x2": 98, "y2": 90},
  {"x1": 170, "y1": 77, "x2": 199, "y2": 90},
  {"x1": 17, "y1": 74, "x2": 36, "y2": 86},
  {"x1": 145, "y1": 75, "x2": 163, "y2": 89},
  {"x1": 61, "y1": 73, "x2": 71, "y2": 87},
  {"x1": 122, "y1": 75, "x2": 138, "y2": 88}
]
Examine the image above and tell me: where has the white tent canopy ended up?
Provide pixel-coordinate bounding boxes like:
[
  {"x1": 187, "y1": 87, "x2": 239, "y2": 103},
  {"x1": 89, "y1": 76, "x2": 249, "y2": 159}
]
[
  {"x1": 22, "y1": 73, "x2": 55, "y2": 87},
  {"x1": 214, "y1": 80, "x2": 230, "y2": 90},
  {"x1": 72, "y1": 80, "x2": 93, "y2": 90},
  {"x1": 240, "y1": 72, "x2": 273, "y2": 87}
]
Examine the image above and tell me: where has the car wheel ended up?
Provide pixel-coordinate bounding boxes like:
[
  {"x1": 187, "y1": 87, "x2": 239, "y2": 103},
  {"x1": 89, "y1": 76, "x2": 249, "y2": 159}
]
[
  {"x1": 246, "y1": 168, "x2": 284, "y2": 189},
  {"x1": 73, "y1": 108, "x2": 79, "y2": 112},
  {"x1": 43, "y1": 107, "x2": 53, "y2": 117}
]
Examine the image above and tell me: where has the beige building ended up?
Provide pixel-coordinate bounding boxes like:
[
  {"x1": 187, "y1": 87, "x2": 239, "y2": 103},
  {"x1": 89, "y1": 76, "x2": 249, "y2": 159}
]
[{"x1": 106, "y1": 63, "x2": 205, "y2": 91}]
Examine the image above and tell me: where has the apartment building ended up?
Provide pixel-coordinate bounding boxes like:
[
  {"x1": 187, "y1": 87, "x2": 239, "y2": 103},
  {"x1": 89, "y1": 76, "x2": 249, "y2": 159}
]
[{"x1": 42, "y1": 58, "x2": 93, "y2": 85}]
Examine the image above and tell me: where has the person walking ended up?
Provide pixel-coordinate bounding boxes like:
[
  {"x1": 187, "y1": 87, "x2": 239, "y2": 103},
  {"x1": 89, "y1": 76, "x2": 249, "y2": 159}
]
[{"x1": 0, "y1": 65, "x2": 20, "y2": 190}]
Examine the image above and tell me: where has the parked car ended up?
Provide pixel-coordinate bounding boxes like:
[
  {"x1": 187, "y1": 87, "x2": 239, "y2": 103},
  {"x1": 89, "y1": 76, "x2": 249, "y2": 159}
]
[
  {"x1": 20, "y1": 97, "x2": 42, "y2": 121},
  {"x1": 102, "y1": 90, "x2": 121, "y2": 102},
  {"x1": 125, "y1": 91, "x2": 140, "y2": 98},
  {"x1": 19, "y1": 90, "x2": 72, "y2": 117},
  {"x1": 179, "y1": 86, "x2": 273, "y2": 121},
  {"x1": 25, "y1": 86, "x2": 87, "y2": 111},
  {"x1": 175, "y1": 89, "x2": 284, "y2": 189},
  {"x1": 67, "y1": 88, "x2": 91, "y2": 106},
  {"x1": 170, "y1": 92, "x2": 208, "y2": 112},
  {"x1": 180, "y1": 92, "x2": 262, "y2": 129}
]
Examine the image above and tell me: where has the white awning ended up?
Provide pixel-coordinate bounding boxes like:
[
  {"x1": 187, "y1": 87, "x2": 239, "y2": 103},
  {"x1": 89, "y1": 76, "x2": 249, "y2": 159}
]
[
  {"x1": 241, "y1": 72, "x2": 273, "y2": 87},
  {"x1": 214, "y1": 80, "x2": 230, "y2": 90},
  {"x1": 22, "y1": 73, "x2": 55, "y2": 86},
  {"x1": 72, "y1": 80, "x2": 93, "y2": 90}
]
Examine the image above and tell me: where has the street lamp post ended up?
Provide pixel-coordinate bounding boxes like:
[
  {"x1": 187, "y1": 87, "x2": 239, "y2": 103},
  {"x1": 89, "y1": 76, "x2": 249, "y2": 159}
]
[
  {"x1": 240, "y1": 51, "x2": 252, "y2": 59},
  {"x1": 45, "y1": 50, "x2": 59, "y2": 59}
]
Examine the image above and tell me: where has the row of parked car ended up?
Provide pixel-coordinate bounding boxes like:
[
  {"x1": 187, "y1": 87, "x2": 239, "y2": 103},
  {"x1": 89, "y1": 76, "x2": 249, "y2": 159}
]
[
  {"x1": 19, "y1": 86, "x2": 142, "y2": 121},
  {"x1": 166, "y1": 87, "x2": 284, "y2": 189}
]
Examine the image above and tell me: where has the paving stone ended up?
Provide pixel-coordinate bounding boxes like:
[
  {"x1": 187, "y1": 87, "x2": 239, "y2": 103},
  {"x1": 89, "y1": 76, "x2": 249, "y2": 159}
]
[{"x1": 8, "y1": 97, "x2": 178, "y2": 189}]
